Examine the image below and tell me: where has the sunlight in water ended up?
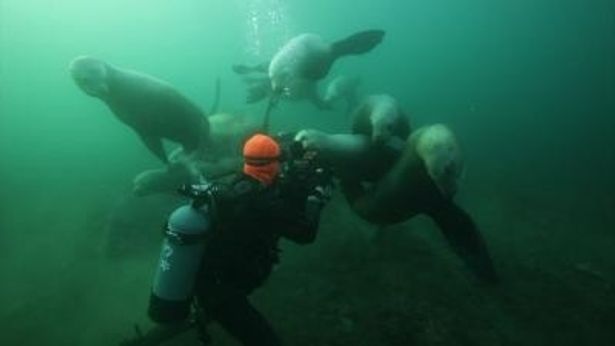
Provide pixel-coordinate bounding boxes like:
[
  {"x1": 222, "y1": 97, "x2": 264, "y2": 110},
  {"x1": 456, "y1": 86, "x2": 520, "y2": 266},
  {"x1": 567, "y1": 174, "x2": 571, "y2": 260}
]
[{"x1": 241, "y1": 0, "x2": 292, "y2": 59}]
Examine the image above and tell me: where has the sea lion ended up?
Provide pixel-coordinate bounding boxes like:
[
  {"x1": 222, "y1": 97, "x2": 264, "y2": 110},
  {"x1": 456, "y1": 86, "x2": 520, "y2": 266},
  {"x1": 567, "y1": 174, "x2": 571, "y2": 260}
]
[
  {"x1": 69, "y1": 56, "x2": 209, "y2": 164},
  {"x1": 132, "y1": 147, "x2": 242, "y2": 197},
  {"x1": 234, "y1": 30, "x2": 385, "y2": 109},
  {"x1": 133, "y1": 158, "x2": 241, "y2": 197},
  {"x1": 294, "y1": 129, "x2": 400, "y2": 182},
  {"x1": 342, "y1": 124, "x2": 462, "y2": 223},
  {"x1": 133, "y1": 147, "x2": 203, "y2": 196},
  {"x1": 133, "y1": 112, "x2": 257, "y2": 197},
  {"x1": 205, "y1": 112, "x2": 260, "y2": 158},
  {"x1": 351, "y1": 94, "x2": 410, "y2": 145},
  {"x1": 296, "y1": 125, "x2": 497, "y2": 282},
  {"x1": 269, "y1": 31, "x2": 384, "y2": 100},
  {"x1": 342, "y1": 124, "x2": 497, "y2": 282},
  {"x1": 133, "y1": 165, "x2": 195, "y2": 197},
  {"x1": 323, "y1": 75, "x2": 361, "y2": 113}
]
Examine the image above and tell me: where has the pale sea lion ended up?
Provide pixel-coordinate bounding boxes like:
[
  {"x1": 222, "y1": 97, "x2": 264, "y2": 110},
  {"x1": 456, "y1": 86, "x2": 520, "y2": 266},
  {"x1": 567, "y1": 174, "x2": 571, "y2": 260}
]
[
  {"x1": 205, "y1": 112, "x2": 260, "y2": 158},
  {"x1": 133, "y1": 147, "x2": 203, "y2": 196},
  {"x1": 234, "y1": 30, "x2": 384, "y2": 109},
  {"x1": 133, "y1": 112, "x2": 257, "y2": 197},
  {"x1": 294, "y1": 129, "x2": 399, "y2": 182},
  {"x1": 351, "y1": 94, "x2": 410, "y2": 144},
  {"x1": 323, "y1": 75, "x2": 361, "y2": 113},
  {"x1": 132, "y1": 156, "x2": 242, "y2": 197},
  {"x1": 69, "y1": 56, "x2": 209, "y2": 164}
]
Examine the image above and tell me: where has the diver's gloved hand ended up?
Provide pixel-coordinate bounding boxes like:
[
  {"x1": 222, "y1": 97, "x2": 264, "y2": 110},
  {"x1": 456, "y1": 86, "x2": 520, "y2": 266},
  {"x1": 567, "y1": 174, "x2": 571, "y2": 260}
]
[{"x1": 308, "y1": 182, "x2": 333, "y2": 206}]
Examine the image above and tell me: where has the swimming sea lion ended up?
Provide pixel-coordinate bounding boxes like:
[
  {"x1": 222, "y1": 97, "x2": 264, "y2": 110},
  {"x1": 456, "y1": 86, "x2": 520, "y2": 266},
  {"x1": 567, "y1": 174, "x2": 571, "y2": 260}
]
[
  {"x1": 205, "y1": 112, "x2": 260, "y2": 158},
  {"x1": 133, "y1": 165, "x2": 195, "y2": 197},
  {"x1": 69, "y1": 56, "x2": 209, "y2": 164},
  {"x1": 234, "y1": 30, "x2": 385, "y2": 109},
  {"x1": 342, "y1": 124, "x2": 497, "y2": 282},
  {"x1": 351, "y1": 94, "x2": 410, "y2": 145},
  {"x1": 133, "y1": 112, "x2": 258, "y2": 197},
  {"x1": 269, "y1": 31, "x2": 384, "y2": 99},
  {"x1": 323, "y1": 75, "x2": 361, "y2": 113},
  {"x1": 132, "y1": 147, "x2": 242, "y2": 197},
  {"x1": 133, "y1": 147, "x2": 203, "y2": 196},
  {"x1": 294, "y1": 129, "x2": 401, "y2": 184},
  {"x1": 296, "y1": 125, "x2": 496, "y2": 282}
]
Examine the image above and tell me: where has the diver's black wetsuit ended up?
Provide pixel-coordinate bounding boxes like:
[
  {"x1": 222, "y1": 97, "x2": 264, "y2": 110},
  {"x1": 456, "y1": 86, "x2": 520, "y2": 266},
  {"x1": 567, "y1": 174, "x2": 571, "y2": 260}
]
[{"x1": 195, "y1": 173, "x2": 324, "y2": 346}]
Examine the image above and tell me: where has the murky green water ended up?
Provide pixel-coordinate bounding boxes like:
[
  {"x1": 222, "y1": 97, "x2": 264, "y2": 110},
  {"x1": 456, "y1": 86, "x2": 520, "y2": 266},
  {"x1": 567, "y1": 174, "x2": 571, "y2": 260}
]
[{"x1": 1, "y1": 1, "x2": 613, "y2": 345}]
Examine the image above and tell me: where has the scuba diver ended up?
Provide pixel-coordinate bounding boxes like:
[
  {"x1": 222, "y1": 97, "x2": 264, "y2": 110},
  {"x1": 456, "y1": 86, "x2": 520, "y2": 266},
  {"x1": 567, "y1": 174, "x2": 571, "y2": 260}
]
[{"x1": 121, "y1": 133, "x2": 334, "y2": 346}]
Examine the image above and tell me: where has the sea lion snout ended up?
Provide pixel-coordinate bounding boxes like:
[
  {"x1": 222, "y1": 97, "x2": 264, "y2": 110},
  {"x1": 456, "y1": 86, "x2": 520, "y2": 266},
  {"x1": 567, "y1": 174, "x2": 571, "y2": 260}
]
[
  {"x1": 69, "y1": 55, "x2": 109, "y2": 97},
  {"x1": 371, "y1": 115, "x2": 397, "y2": 144},
  {"x1": 372, "y1": 126, "x2": 393, "y2": 144}
]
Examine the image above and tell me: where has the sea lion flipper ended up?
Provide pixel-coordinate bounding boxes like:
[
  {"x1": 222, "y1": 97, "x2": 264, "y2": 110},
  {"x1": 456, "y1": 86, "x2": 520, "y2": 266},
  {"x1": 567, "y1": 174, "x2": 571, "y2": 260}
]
[
  {"x1": 330, "y1": 30, "x2": 385, "y2": 59},
  {"x1": 246, "y1": 78, "x2": 272, "y2": 104},
  {"x1": 232, "y1": 61, "x2": 269, "y2": 75},
  {"x1": 209, "y1": 77, "x2": 222, "y2": 115},
  {"x1": 308, "y1": 86, "x2": 332, "y2": 111},
  {"x1": 139, "y1": 133, "x2": 168, "y2": 164},
  {"x1": 427, "y1": 202, "x2": 499, "y2": 284}
]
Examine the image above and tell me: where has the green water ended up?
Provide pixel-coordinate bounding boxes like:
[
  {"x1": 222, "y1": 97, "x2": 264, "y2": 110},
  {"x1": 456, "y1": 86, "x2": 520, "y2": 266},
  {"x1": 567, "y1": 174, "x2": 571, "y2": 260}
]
[{"x1": 1, "y1": 0, "x2": 613, "y2": 345}]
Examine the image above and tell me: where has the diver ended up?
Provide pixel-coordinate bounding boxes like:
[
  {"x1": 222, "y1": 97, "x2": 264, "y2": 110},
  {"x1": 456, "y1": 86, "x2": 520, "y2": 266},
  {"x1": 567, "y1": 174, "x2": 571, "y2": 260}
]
[{"x1": 120, "y1": 133, "x2": 333, "y2": 346}]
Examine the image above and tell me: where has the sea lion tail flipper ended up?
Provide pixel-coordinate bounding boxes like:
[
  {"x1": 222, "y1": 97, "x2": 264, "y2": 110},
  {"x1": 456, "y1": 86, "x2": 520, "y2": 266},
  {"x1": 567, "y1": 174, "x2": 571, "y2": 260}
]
[
  {"x1": 208, "y1": 77, "x2": 222, "y2": 115},
  {"x1": 206, "y1": 77, "x2": 221, "y2": 114},
  {"x1": 331, "y1": 30, "x2": 385, "y2": 58},
  {"x1": 427, "y1": 202, "x2": 499, "y2": 284},
  {"x1": 309, "y1": 86, "x2": 333, "y2": 111},
  {"x1": 232, "y1": 61, "x2": 270, "y2": 75},
  {"x1": 139, "y1": 134, "x2": 168, "y2": 164},
  {"x1": 261, "y1": 94, "x2": 281, "y2": 133}
]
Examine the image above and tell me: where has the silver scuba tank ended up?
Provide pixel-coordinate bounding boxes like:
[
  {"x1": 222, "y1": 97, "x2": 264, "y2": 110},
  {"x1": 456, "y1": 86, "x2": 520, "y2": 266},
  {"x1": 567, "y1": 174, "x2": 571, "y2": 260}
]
[{"x1": 148, "y1": 203, "x2": 211, "y2": 323}]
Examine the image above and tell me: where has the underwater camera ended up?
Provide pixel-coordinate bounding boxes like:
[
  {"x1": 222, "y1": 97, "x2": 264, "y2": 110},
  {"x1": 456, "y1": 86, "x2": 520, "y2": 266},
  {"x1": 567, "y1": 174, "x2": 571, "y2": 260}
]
[
  {"x1": 275, "y1": 131, "x2": 334, "y2": 193},
  {"x1": 275, "y1": 131, "x2": 306, "y2": 161}
]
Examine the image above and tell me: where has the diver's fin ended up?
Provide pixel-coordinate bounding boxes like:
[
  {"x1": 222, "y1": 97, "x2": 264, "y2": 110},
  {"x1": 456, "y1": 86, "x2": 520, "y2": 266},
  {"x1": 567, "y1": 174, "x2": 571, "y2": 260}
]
[
  {"x1": 120, "y1": 321, "x2": 193, "y2": 346},
  {"x1": 331, "y1": 30, "x2": 385, "y2": 59},
  {"x1": 139, "y1": 133, "x2": 168, "y2": 164},
  {"x1": 208, "y1": 77, "x2": 221, "y2": 115},
  {"x1": 427, "y1": 202, "x2": 499, "y2": 284}
]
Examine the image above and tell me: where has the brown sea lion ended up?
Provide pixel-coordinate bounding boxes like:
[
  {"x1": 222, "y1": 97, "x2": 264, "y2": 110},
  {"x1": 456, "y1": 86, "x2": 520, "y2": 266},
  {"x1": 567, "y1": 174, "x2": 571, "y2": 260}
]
[
  {"x1": 69, "y1": 56, "x2": 209, "y2": 164},
  {"x1": 342, "y1": 124, "x2": 497, "y2": 282}
]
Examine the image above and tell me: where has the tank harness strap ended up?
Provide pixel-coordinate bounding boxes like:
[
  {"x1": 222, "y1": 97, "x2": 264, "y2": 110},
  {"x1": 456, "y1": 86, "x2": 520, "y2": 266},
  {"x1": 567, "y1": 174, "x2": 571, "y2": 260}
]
[{"x1": 164, "y1": 227, "x2": 209, "y2": 246}]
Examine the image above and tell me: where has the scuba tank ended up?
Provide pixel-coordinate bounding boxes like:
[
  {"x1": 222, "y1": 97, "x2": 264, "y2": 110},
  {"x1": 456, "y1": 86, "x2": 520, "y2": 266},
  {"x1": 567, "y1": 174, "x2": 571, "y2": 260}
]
[{"x1": 148, "y1": 184, "x2": 215, "y2": 324}]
